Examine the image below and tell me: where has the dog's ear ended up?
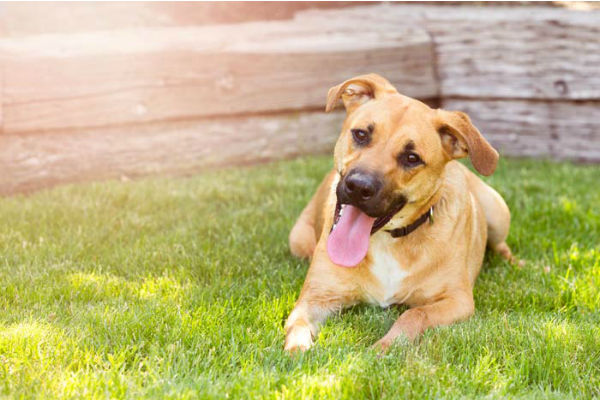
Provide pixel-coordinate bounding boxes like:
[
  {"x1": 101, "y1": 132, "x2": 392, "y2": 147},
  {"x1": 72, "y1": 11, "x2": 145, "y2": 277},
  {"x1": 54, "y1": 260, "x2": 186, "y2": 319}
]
[
  {"x1": 325, "y1": 73, "x2": 397, "y2": 114},
  {"x1": 435, "y1": 109, "x2": 499, "y2": 176}
]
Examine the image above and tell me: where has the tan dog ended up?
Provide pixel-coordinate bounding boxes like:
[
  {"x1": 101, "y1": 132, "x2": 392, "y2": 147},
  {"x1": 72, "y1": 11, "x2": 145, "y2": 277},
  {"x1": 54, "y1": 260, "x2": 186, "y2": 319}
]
[{"x1": 284, "y1": 73, "x2": 516, "y2": 352}]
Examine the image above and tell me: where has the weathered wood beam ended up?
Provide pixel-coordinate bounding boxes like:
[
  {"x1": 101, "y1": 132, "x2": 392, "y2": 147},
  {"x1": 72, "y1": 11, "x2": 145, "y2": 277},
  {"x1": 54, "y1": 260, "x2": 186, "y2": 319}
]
[
  {"x1": 0, "y1": 21, "x2": 436, "y2": 134},
  {"x1": 443, "y1": 99, "x2": 600, "y2": 162},
  {"x1": 296, "y1": 5, "x2": 600, "y2": 163},
  {"x1": 2, "y1": 5, "x2": 599, "y2": 195},
  {"x1": 0, "y1": 111, "x2": 345, "y2": 195},
  {"x1": 297, "y1": 5, "x2": 600, "y2": 100}
]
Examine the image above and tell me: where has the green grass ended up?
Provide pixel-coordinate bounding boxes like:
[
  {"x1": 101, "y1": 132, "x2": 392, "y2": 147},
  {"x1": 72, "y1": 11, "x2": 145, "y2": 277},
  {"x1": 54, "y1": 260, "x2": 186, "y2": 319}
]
[{"x1": 1, "y1": 155, "x2": 599, "y2": 399}]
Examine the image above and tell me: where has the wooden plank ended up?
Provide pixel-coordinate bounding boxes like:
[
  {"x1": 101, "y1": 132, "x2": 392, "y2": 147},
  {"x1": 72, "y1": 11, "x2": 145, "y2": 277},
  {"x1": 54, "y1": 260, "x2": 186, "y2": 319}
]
[
  {"x1": 0, "y1": 111, "x2": 345, "y2": 195},
  {"x1": 0, "y1": 39, "x2": 3, "y2": 132},
  {"x1": 2, "y1": 98, "x2": 597, "y2": 195},
  {"x1": 297, "y1": 5, "x2": 600, "y2": 100},
  {"x1": 0, "y1": 3, "x2": 373, "y2": 37},
  {"x1": 443, "y1": 99, "x2": 600, "y2": 161},
  {"x1": 0, "y1": 58, "x2": 3, "y2": 134},
  {"x1": 0, "y1": 21, "x2": 436, "y2": 134}
]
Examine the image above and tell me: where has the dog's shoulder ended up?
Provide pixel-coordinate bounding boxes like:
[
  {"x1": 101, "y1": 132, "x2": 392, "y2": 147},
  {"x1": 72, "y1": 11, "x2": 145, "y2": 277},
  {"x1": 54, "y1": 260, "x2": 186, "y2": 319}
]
[{"x1": 438, "y1": 161, "x2": 475, "y2": 211}]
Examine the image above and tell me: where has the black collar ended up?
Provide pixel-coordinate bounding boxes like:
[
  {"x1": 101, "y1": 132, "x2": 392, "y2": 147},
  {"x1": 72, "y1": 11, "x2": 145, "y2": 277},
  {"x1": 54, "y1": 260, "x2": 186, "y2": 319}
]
[{"x1": 386, "y1": 206, "x2": 434, "y2": 238}]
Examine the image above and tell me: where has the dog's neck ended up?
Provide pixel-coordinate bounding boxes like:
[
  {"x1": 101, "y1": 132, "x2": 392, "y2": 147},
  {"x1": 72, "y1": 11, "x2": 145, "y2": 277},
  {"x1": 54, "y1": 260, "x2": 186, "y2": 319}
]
[
  {"x1": 386, "y1": 206, "x2": 433, "y2": 238},
  {"x1": 385, "y1": 181, "x2": 442, "y2": 238}
]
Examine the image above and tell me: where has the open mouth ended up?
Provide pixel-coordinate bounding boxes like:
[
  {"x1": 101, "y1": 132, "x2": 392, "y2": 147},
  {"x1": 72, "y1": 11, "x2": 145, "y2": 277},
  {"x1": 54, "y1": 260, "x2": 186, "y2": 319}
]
[
  {"x1": 327, "y1": 199, "x2": 406, "y2": 268},
  {"x1": 331, "y1": 200, "x2": 404, "y2": 235}
]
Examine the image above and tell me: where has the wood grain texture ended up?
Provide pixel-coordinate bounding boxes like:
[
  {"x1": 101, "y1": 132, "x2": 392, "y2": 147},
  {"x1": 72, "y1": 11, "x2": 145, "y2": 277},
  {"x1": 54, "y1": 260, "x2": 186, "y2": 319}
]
[
  {"x1": 0, "y1": 21, "x2": 436, "y2": 133},
  {"x1": 297, "y1": 5, "x2": 600, "y2": 100},
  {"x1": 0, "y1": 111, "x2": 345, "y2": 195},
  {"x1": 1, "y1": 4, "x2": 599, "y2": 195},
  {"x1": 0, "y1": 2, "x2": 374, "y2": 37},
  {"x1": 444, "y1": 99, "x2": 600, "y2": 161},
  {"x1": 0, "y1": 59, "x2": 3, "y2": 132}
]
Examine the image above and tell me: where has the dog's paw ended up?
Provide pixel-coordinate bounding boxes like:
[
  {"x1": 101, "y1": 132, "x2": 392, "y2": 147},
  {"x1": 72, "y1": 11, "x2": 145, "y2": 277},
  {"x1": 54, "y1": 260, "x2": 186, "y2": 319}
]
[
  {"x1": 371, "y1": 338, "x2": 391, "y2": 354},
  {"x1": 372, "y1": 333, "x2": 411, "y2": 355},
  {"x1": 284, "y1": 325, "x2": 313, "y2": 353},
  {"x1": 371, "y1": 337, "x2": 397, "y2": 354}
]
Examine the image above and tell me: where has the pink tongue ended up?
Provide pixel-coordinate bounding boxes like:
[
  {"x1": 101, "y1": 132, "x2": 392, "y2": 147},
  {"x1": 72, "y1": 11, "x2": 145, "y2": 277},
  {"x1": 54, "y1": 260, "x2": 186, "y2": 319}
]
[{"x1": 327, "y1": 205, "x2": 376, "y2": 267}]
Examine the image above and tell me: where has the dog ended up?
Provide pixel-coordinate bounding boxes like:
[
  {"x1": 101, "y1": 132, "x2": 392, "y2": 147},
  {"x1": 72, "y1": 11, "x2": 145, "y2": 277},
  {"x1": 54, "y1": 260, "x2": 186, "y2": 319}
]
[{"x1": 284, "y1": 73, "x2": 516, "y2": 352}]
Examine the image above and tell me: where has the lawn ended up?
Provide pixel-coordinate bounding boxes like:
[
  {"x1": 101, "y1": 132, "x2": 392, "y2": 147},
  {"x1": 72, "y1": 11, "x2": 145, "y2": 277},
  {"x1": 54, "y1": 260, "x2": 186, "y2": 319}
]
[{"x1": 0, "y1": 155, "x2": 599, "y2": 399}]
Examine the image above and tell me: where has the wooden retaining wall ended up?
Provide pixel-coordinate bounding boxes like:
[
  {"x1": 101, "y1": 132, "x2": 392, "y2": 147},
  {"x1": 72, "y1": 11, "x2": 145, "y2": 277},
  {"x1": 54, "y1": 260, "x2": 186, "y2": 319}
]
[
  {"x1": 300, "y1": 5, "x2": 600, "y2": 161},
  {"x1": 0, "y1": 4, "x2": 598, "y2": 194}
]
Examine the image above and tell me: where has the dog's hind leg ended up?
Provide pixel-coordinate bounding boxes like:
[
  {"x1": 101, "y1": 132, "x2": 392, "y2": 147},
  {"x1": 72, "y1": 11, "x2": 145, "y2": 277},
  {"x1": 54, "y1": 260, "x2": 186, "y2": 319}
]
[
  {"x1": 289, "y1": 197, "x2": 319, "y2": 259},
  {"x1": 466, "y1": 170, "x2": 521, "y2": 265},
  {"x1": 289, "y1": 170, "x2": 337, "y2": 259}
]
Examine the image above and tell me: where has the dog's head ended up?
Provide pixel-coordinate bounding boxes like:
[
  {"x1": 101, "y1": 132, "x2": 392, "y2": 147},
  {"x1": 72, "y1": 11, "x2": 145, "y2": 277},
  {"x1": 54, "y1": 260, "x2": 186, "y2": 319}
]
[{"x1": 325, "y1": 73, "x2": 498, "y2": 267}]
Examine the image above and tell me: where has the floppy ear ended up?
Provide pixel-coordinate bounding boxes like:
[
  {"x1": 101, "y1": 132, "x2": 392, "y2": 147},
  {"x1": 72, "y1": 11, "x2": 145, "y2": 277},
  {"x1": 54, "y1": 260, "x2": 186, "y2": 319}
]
[
  {"x1": 435, "y1": 109, "x2": 499, "y2": 176},
  {"x1": 325, "y1": 73, "x2": 397, "y2": 114}
]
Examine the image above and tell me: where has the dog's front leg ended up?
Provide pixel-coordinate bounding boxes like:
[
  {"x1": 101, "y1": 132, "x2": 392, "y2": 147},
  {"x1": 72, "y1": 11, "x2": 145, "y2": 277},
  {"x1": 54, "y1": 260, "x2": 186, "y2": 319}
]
[
  {"x1": 374, "y1": 290, "x2": 474, "y2": 351},
  {"x1": 284, "y1": 301, "x2": 335, "y2": 352},
  {"x1": 284, "y1": 254, "x2": 357, "y2": 352}
]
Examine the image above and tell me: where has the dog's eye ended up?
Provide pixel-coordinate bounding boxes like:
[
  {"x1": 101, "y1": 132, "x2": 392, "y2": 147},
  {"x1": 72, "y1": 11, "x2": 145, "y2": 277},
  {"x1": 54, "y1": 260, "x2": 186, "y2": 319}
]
[
  {"x1": 407, "y1": 153, "x2": 420, "y2": 164},
  {"x1": 351, "y1": 129, "x2": 371, "y2": 146},
  {"x1": 399, "y1": 152, "x2": 423, "y2": 168}
]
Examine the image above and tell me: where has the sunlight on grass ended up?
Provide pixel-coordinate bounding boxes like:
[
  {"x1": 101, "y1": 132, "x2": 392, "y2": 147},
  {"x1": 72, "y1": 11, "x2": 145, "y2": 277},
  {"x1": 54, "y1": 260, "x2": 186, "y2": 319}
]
[
  {"x1": 0, "y1": 156, "x2": 599, "y2": 398},
  {"x1": 0, "y1": 321, "x2": 52, "y2": 341},
  {"x1": 472, "y1": 350, "x2": 507, "y2": 394},
  {"x1": 68, "y1": 272, "x2": 190, "y2": 302},
  {"x1": 553, "y1": 244, "x2": 600, "y2": 312}
]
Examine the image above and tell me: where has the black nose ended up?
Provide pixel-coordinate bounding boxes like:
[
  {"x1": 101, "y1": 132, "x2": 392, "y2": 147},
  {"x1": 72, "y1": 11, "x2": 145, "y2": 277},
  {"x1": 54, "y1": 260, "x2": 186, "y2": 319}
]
[{"x1": 343, "y1": 170, "x2": 382, "y2": 203}]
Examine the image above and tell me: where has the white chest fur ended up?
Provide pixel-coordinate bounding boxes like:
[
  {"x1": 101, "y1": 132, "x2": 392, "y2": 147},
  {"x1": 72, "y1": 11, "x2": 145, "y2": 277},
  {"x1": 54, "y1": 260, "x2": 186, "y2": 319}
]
[{"x1": 366, "y1": 236, "x2": 408, "y2": 307}]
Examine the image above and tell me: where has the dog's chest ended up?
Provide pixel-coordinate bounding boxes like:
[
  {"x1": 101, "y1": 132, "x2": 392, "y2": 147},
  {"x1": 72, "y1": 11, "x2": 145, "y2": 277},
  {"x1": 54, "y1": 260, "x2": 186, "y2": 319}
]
[{"x1": 365, "y1": 238, "x2": 408, "y2": 307}]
